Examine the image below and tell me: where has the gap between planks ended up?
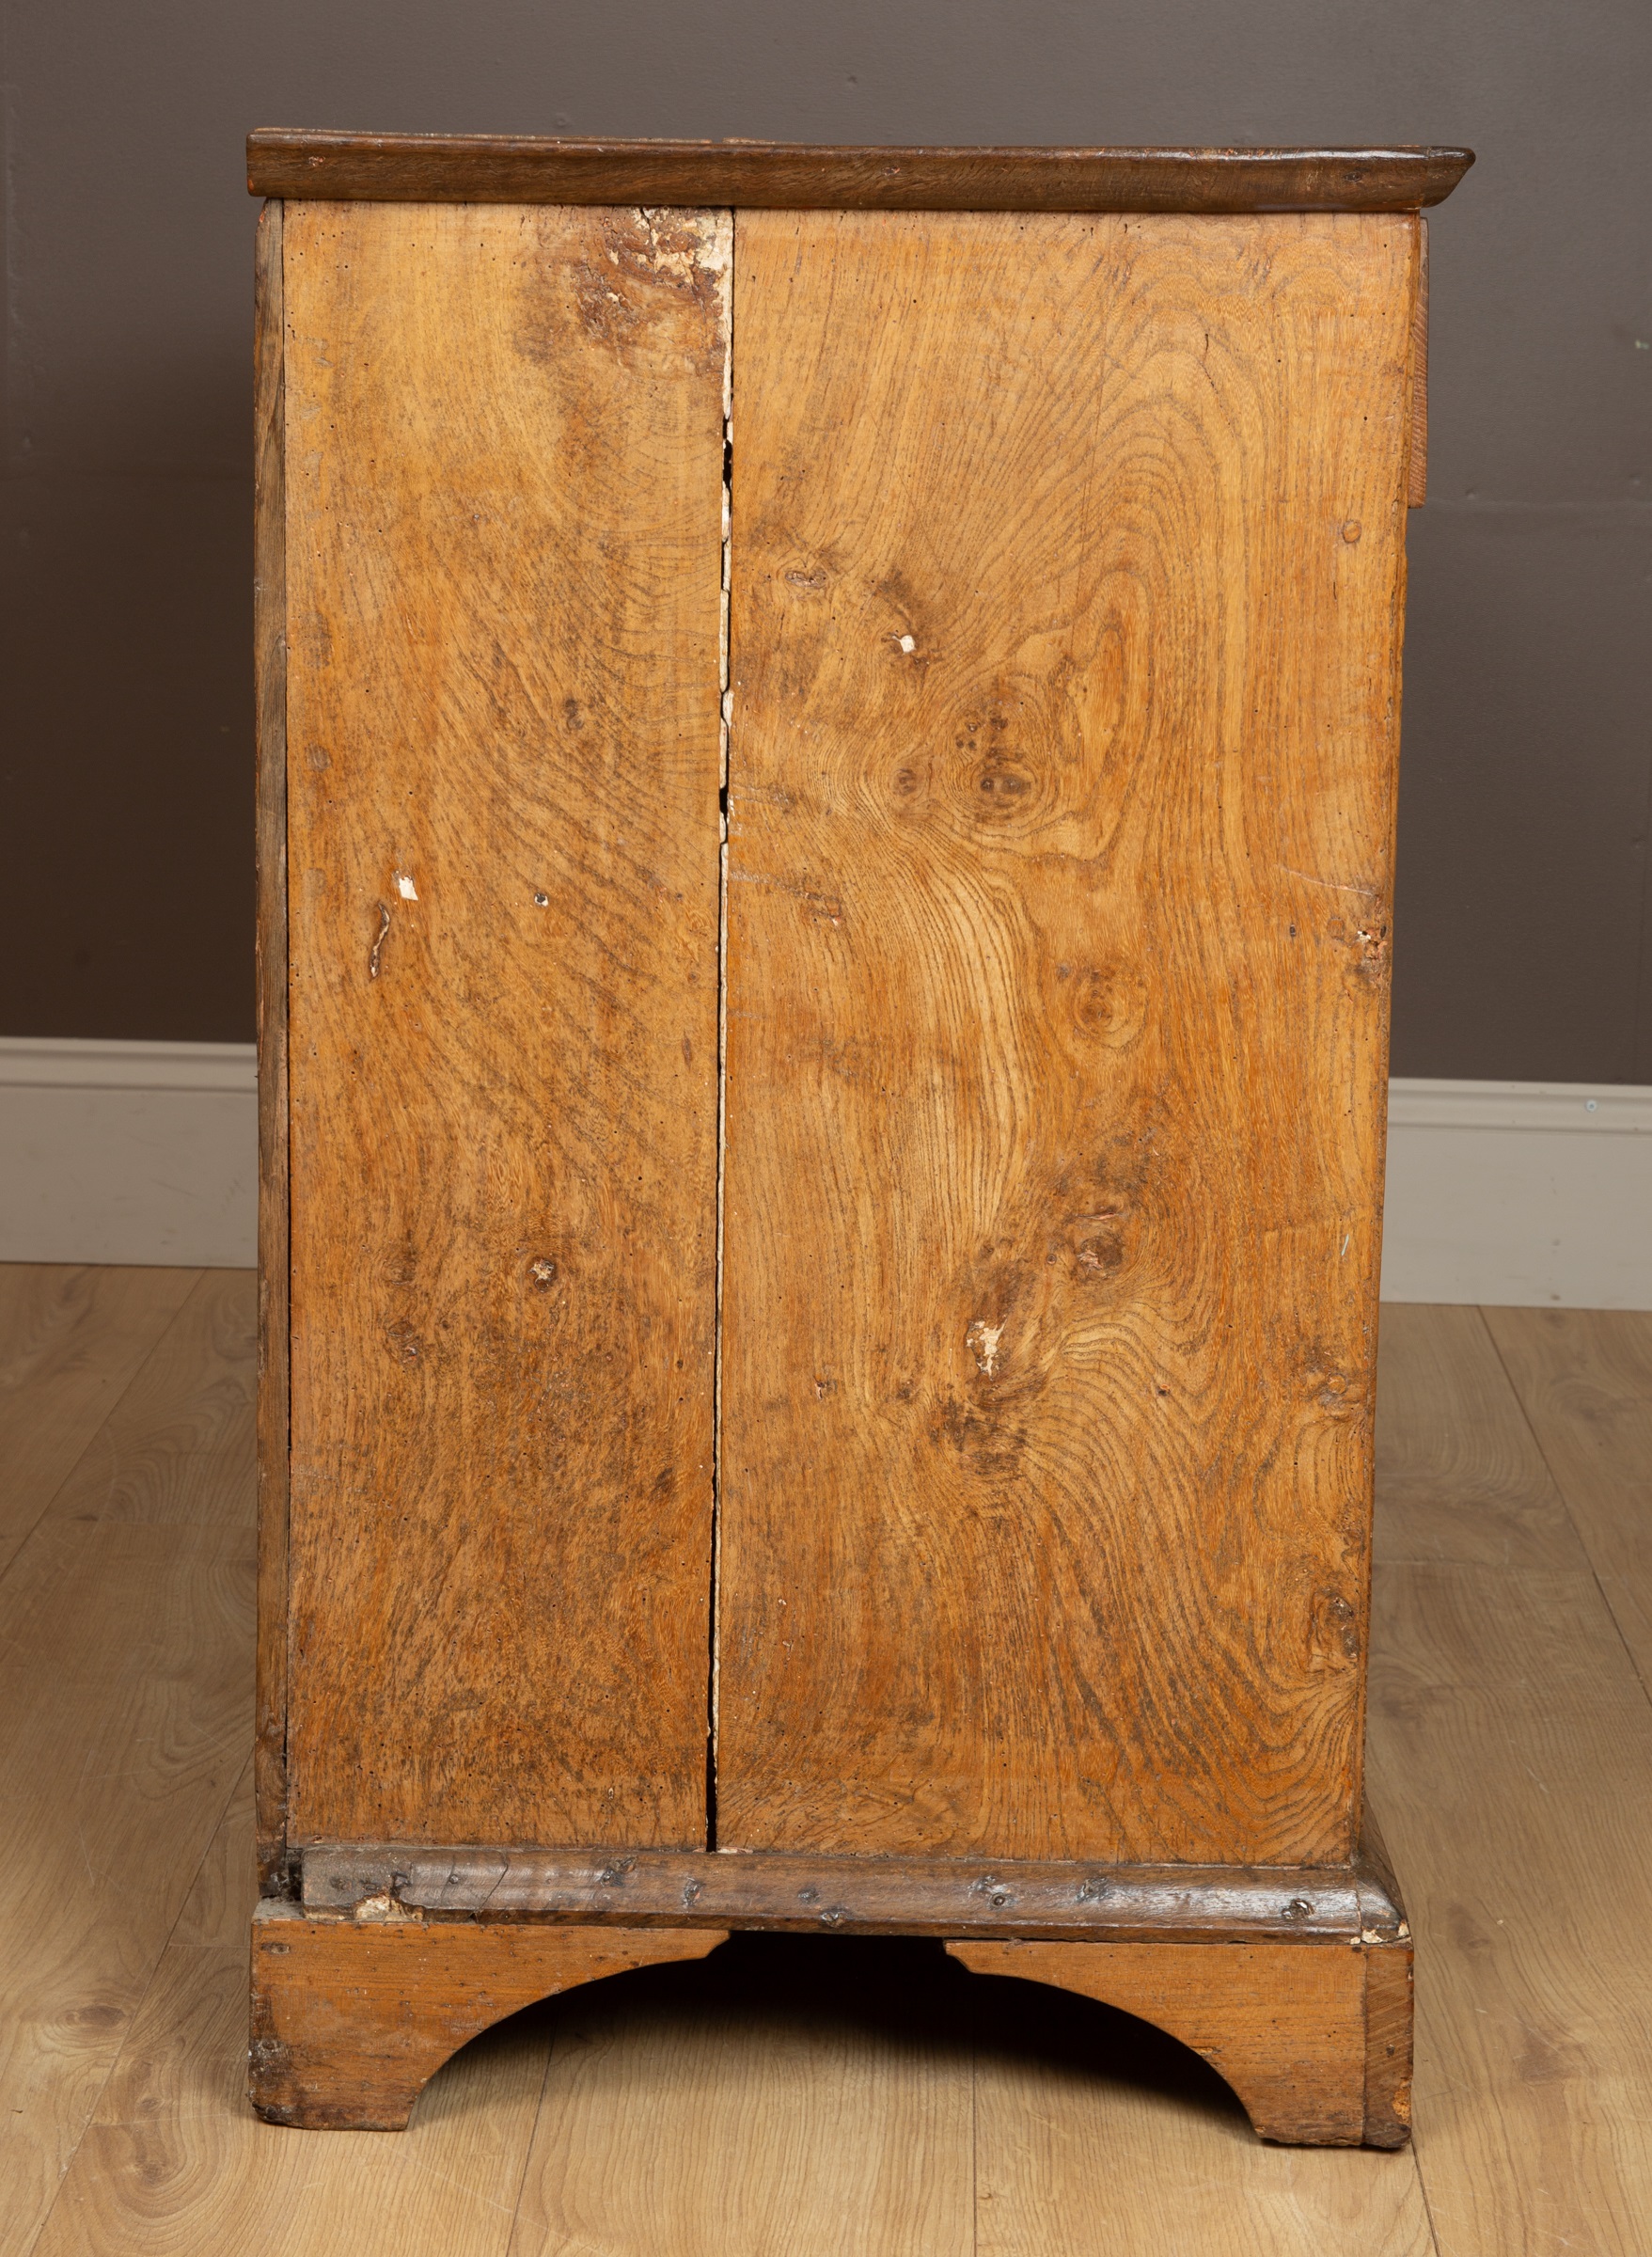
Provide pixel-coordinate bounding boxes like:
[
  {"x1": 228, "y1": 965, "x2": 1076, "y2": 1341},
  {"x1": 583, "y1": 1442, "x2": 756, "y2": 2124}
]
[{"x1": 708, "y1": 206, "x2": 733, "y2": 1855}]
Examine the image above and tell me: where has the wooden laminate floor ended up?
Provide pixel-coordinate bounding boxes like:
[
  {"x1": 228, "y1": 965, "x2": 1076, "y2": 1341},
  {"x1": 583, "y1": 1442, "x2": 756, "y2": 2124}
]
[{"x1": 1, "y1": 1265, "x2": 1648, "y2": 2255}]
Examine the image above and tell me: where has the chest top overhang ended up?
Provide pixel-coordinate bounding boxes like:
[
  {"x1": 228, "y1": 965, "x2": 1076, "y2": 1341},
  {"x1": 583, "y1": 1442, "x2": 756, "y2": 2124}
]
[{"x1": 246, "y1": 132, "x2": 1472, "y2": 213}]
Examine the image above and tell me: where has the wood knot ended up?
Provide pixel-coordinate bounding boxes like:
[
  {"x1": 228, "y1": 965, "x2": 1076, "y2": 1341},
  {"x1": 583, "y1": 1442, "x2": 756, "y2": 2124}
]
[{"x1": 1071, "y1": 1212, "x2": 1128, "y2": 1279}]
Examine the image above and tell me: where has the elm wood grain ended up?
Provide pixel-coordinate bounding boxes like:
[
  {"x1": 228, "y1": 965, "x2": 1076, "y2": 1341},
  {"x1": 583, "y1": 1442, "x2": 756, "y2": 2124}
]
[
  {"x1": 718, "y1": 209, "x2": 1420, "y2": 1866},
  {"x1": 280, "y1": 203, "x2": 728, "y2": 1849},
  {"x1": 0, "y1": 1272, "x2": 254, "y2": 2257},
  {"x1": 1485, "y1": 1306, "x2": 1652, "y2": 1681},
  {"x1": 1366, "y1": 1556, "x2": 1652, "y2": 2253},
  {"x1": 253, "y1": 197, "x2": 290, "y2": 1897},
  {"x1": 299, "y1": 1839, "x2": 1407, "y2": 1945},
  {"x1": 250, "y1": 1909, "x2": 726, "y2": 2129},
  {"x1": 35, "y1": 1768, "x2": 556, "y2": 2257},
  {"x1": 0, "y1": 1263, "x2": 197, "y2": 1578},
  {"x1": 1407, "y1": 220, "x2": 1428, "y2": 507},
  {"x1": 247, "y1": 132, "x2": 1473, "y2": 213},
  {"x1": 1361, "y1": 1947, "x2": 1414, "y2": 2152},
  {"x1": 1373, "y1": 1302, "x2": 1589, "y2": 1570},
  {"x1": 949, "y1": 1937, "x2": 1395, "y2": 2147}
]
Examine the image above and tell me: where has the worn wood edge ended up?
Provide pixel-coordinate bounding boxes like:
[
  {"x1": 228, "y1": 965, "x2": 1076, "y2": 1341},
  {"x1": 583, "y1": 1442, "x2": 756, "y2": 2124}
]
[
  {"x1": 252, "y1": 197, "x2": 291, "y2": 1901},
  {"x1": 298, "y1": 1838, "x2": 1408, "y2": 1944},
  {"x1": 1361, "y1": 1944, "x2": 1414, "y2": 2147},
  {"x1": 248, "y1": 1905, "x2": 727, "y2": 2128},
  {"x1": 1343, "y1": 222, "x2": 1421, "y2": 1858},
  {"x1": 1354, "y1": 1801, "x2": 1409, "y2": 1937},
  {"x1": 246, "y1": 132, "x2": 1473, "y2": 211},
  {"x1": 1407, "y1": 216, "x2": 1429, "y2": 505},
  {"x1": 947, "y1": 1937, "x2": 1377, "y2": 2147},
  {"x1": 1355, "y1": 1792, "x2": 1413, "y2": 2147}
]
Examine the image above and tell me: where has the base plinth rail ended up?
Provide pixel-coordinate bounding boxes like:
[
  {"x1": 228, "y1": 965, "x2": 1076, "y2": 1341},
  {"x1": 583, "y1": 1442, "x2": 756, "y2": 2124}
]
[
  {"x1": 949, "y1": 1935, "x2": 1412, "y2": 2147},
  {"x1": 252, "y1": 1832, "x2": 1412, "y2": 2145},
  {"x1": 249, "y1": 1905, "x2": 726, "y2": 2129}
]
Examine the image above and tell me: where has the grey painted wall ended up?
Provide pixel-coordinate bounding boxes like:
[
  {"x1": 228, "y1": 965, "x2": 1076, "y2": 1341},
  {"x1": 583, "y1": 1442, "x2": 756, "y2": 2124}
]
[{"x1": 3, "y1": 1, "x2": 1648, "y2": 1076}]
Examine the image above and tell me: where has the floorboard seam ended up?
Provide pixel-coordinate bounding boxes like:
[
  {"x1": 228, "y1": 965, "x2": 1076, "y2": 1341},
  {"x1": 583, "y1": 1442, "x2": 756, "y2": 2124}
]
[
  {"x1": 501, "y1": 2005, "x2": 559, "y2": 2255},
  {"x1": 969, "y1": 2024, "x2": 980, "y2": 2257},
  {"x1": 1410, "y1": 2136, "x2": 1448, "y2": 2257},
  {"x1": 0, "y1": 1267, "x2": 207, "y2": 1608},
  {"x1": 17, "y1": 1749, "x2": 253, "y2": 2257},
  {"x1": 1478, "y1": 1305, "x2": 1652, "y2": 1712}
]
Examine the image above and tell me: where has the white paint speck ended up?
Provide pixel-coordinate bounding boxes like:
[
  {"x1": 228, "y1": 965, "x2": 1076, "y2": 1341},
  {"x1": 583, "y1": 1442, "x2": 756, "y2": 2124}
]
[
  {"x1": 897, "y1": 634, "x2": 917, "y2": 655},
  {"x1": 395, "y1": 872, "x2": 417, "y2": 901},
  {"x1": 967, "y1": 1319, "x2": 1004, "y2": 1378}
]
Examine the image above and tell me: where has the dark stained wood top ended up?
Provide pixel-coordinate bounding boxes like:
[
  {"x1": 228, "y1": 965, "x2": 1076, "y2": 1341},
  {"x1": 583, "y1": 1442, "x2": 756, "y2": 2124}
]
[{"x1": 247, "y1": 132, "x2": 1472, "y2": 212}]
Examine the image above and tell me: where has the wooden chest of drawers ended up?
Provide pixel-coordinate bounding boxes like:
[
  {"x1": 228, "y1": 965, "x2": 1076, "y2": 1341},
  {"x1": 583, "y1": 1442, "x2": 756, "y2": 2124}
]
[{"x1": 247, "y1": 131, "x2": 1470, "y2": 2143}]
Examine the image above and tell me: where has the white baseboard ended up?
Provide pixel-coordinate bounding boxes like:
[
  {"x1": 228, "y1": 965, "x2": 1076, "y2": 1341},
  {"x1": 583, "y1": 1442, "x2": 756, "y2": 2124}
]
[
  {"x1": 2, "y1": 1042, "x2": 1648, "y2": 1304},
  {"x1": 0, "y1": 1038, "x2": 256, "y2": 1269},
  {"x1": 1379, "y1": 1078, "x2": 1652, "y2": 1308}
]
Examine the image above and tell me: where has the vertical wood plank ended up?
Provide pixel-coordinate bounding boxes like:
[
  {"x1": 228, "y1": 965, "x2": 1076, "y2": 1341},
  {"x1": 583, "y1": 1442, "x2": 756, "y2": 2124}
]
[
  {"x1": 252, "y1": 199, "x2": 290, "y2": 1892},
  {"x1": 1407, "y1": 219, "x2": 1428, "y2": 506},
  {"x1": 281, "y1": 204, "x2": 728, "y2": 1849},
  {"x1": 718, "y1": 210, "x2": 1421, "y2": 1864},
  {"x1": 1363, "y1": 1946, "x2": 1414, "y2": 2150}
]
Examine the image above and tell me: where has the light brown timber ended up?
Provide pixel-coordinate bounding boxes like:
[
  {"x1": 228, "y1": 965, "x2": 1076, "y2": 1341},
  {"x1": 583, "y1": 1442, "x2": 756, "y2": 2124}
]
[
  {"x1": 279, "y1": 202, "x2": 728, "y2": 1849},
  {"x1": 1361, "y1": 1944, "x2": 1414, "y2": 2149},
  {"x1": 249, "y1": 182, "x2": 1448, "y2": 2152},
  {"x1": 1407, "y1": 218, "x2": 1428, "y2": 505},
  {"x1": 717, "y1": 208, "x2": 1421, "y2": 1866},
  {"x1": 948, "y1": 1936, "x2": 1398, "y2": 2146},
  {"x1": 253, "y1": 196, "x2": 290, "y2": 1894},
  {"x1": 250, "y1": 1911, "x2": 726, "y2": 2128}
]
